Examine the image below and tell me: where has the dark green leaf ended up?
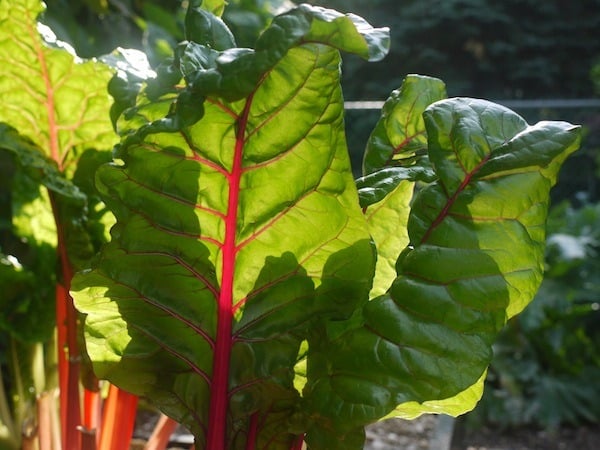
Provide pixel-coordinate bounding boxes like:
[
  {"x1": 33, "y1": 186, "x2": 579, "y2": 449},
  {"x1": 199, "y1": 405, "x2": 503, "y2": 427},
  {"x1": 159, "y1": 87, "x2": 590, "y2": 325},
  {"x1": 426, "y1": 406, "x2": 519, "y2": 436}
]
[
  {"x1": 356, "y1": 166, "x2": 435, "y2": 209},
  {"x1": 362, "y1": 75, "x2": 446, "y2": 175},
  {"x1": 0, "y1": 125, "x2": 84, "y2": 203},
  {"x1": 303, "y1": 98, "x2": 581, "y2": 428},
  {"x1": 185, "y1": 4, "x2": 236, "y2": 50}
]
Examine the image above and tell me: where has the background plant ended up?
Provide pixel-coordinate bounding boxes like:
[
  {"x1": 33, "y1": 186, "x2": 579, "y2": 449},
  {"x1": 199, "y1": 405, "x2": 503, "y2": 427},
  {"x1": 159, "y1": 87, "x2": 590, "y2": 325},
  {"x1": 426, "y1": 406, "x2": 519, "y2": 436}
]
[{"x1": 468, "y1": 201, "x2": 600, "y2": 429}]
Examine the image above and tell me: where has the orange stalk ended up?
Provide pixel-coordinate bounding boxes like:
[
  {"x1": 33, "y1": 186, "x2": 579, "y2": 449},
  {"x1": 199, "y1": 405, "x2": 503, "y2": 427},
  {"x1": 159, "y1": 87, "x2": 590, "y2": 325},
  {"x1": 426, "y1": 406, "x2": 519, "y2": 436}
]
[
  {"x1": 98, "y1": 385, "x2": 138, "y2": 450},
  {"x1": 38, "y1": 391, "x2": 61, "y2": 450},
  {"x1": 83, "y1": 388, "x2": 102, "y2": 448},
  {"x1": 144, "y1": 414, "x2": 179, "y2": 450}
]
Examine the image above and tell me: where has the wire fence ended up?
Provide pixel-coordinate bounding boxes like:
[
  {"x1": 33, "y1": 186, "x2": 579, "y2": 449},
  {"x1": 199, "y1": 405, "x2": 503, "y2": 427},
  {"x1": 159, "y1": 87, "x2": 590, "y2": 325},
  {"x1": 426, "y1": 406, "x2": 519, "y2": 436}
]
[
  {"x1": 344, "y1": 98, "x2": 600, "y2": 110},
  {"x1": 343, "y1": 98, "x2": 600, "y2": 202}
]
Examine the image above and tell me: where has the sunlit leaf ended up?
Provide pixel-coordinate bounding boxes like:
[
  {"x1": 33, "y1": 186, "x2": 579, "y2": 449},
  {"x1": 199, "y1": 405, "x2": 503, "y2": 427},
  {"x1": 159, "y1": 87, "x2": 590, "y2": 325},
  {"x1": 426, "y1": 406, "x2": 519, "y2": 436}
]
[
  {"x1": 72, "y1": 5, "x2": 388, "y2": 449},
  {"x1": 0, "y1": 0, "x2": 116, "y2": 173},
  {"x1": 302, "y1": 99, "x2": 580, "y2": 438}
]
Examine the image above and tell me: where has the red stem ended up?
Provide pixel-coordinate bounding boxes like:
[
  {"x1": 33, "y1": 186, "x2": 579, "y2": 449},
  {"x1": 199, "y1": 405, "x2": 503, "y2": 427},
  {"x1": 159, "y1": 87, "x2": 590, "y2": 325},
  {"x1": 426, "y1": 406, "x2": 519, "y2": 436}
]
[
  {"x1": 50, "y1": 191, "x2": 82, "y2": 450},
  {"x1": 206, "y1": 94, "x2": 254, "y2": 449},
  {"x1": 244, "y1": 413, "x2": 259, "y2": 450},
  {"x1": 83, "y1": 388, "x2": 101, "y2": 447},
  {"x1": 55, "y1": 282, "x2": 69, "y2": 446},
  {"x1": 291, "y1": 435, "x2": 305, "y2": 450},
  {"x1": 29, "y1": 6, "x2": 83, "y2": 446}
]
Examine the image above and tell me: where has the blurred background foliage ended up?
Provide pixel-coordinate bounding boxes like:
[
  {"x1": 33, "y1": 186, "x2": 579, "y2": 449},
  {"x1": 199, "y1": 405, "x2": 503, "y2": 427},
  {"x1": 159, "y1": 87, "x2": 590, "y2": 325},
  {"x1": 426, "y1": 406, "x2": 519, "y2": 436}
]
[
  {"x1": 470, "y1": 201, "x2": 600, "y2": 429},
  {"x1": 2, "y1": 0, "x2": 599, "y2": 433}
]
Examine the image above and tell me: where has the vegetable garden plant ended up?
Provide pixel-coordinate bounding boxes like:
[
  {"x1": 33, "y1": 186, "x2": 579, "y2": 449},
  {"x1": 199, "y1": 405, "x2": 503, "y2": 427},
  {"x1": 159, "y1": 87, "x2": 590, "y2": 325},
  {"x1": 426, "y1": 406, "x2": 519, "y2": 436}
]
[{"x1": 0, "y1": 0, "x2": 582, "y2": 449}]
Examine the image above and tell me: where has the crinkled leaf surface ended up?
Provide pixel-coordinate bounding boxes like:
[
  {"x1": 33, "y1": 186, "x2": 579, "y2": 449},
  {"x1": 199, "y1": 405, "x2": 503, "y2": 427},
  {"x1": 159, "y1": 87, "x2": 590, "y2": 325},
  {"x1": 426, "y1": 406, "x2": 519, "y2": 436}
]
[
  {"x1": 72, "y1": 5, "x2": 388, "y2": 450},
  {"x1": 101, "y1": 47, "x2": 156, "y2": 128},
  {"x1": 362, "y1": 74, "x2": 446, "y2": 176},
  {"x1": 302, "y1": 98, "x2": 580, "y2": 444},
  {"x1": 357, "y1": 76, "x2": 445, "y2": 299},
  {"x1": 174, "y1": 3, "x2": 389, "y2": 123},
  {"x1": 356, "y1": 166, "x2": 435, "y2": 209}
]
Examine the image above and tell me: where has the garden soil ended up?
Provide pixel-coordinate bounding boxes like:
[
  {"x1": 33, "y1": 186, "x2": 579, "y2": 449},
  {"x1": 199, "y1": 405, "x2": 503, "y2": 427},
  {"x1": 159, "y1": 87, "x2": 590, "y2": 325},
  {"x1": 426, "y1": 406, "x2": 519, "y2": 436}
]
[{"x1": 132, "y1": 411, "x2": 600, "y2": 449}]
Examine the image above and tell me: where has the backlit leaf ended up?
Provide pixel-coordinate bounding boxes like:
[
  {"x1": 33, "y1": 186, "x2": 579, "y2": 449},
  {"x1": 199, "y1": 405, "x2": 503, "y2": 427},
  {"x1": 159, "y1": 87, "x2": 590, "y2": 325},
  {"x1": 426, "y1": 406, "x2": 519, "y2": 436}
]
[
  {"x1": 72, "y1": 5, "x2": 388, "y2": 449},
  {"x1": 302, "y1": 98, "x2": 580, "y2": 436},
  {"x1": 0, "y1": 0, "x2": 116, "y2": 172}
]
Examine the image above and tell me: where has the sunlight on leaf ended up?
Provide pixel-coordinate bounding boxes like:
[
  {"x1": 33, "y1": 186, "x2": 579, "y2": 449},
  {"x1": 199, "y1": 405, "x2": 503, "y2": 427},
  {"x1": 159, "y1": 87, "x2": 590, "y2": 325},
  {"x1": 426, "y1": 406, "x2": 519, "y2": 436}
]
[{"x1": 0, "y1": 0, "x2": 116, "y2": 171}]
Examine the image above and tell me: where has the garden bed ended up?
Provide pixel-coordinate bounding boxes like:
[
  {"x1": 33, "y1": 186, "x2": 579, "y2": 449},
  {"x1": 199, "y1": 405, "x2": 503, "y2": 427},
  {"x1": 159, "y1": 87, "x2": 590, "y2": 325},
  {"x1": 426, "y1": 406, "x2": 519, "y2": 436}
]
[{"x1": 131, "y1": 412, "x2": 600, "y2": 450}]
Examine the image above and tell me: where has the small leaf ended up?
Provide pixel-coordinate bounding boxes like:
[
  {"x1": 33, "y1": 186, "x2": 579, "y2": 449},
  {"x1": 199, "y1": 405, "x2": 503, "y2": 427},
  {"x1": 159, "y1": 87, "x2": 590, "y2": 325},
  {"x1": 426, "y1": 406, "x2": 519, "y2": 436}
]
[
  {"x1": 185, "y1": 4, "x2": 236, "y2": 50},
  {"x1": 0, "y1": 125, "x2": 84, "y2": 202},
  {"x1": 363, "y1": 75, "x2": 446, "y2": 175},
  {"x1": 0, "y1": 158, "x2": 57, "y2": 343},
  {"x1": 363, "y1": 179, "x2": 413, "y2": 298},
  {"x1": 356, "y1": 166, "x2": 435, "y2": 209}
]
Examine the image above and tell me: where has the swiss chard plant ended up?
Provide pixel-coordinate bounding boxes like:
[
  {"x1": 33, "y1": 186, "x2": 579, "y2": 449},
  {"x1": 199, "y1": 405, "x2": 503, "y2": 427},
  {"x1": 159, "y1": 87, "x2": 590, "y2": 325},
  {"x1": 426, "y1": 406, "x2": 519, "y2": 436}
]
[
  {"x1": 0, "y1": 0, "x2": 580, "y2": 449},
  {"x1": 70, "y1": 2, "x2": 582, "y2": 449}
]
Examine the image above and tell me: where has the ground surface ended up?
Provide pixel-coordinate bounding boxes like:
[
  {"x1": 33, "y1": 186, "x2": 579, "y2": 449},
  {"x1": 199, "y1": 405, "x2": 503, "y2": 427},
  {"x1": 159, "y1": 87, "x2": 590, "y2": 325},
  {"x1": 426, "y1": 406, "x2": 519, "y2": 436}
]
[
  {"x1": 365, "y1": 416, "x2": 436, "y2": 450},
  {"x1": 133, "y1": 411, "x2": 600, "y2": 449},
  {"x1": 450, "y1": 422, "x2": 600, "y2": 450}
]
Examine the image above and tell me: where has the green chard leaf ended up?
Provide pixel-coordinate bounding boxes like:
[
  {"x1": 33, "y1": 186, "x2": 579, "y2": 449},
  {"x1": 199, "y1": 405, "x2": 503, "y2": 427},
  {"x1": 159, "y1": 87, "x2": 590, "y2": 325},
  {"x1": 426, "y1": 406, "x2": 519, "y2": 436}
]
[
  {"x1": 160, "y1": 3, "x2": 390, "y2": 127},
  {"x1": 0, "y1": 0, "x2": 116, "y2": 173},
  {"x1": 72, "y1": 5, "x2": 388, "y2": 450},
  {"x1": 0, "y1": 0, "x2": 118, "y2": 271},
  {"x1": 357, "y1": 75, "x2": 445, "y2": 298},
  {"x1": 302, "y1": 98, "x2": 580, "y2": 441},
  {"x1": 362, "y1": 74, "x2": 447, "y2": 176}
]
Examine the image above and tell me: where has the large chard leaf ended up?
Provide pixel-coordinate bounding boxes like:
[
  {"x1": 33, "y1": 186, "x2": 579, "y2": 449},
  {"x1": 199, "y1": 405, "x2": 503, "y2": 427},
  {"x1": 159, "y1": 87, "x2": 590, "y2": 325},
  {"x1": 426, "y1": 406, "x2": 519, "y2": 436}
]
[
  {"x1": 302, "y1": 98, "x2": 580, "y2": 447},
  {"x1": 0, "y1": 0, "x2": 117, "y2": 270},
  {"x1": 72, "y1": 5, "x2": 388, "y2": 450},
  {"x1": 0, "y1": 0, "x2": 115, "y2": 172}
]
